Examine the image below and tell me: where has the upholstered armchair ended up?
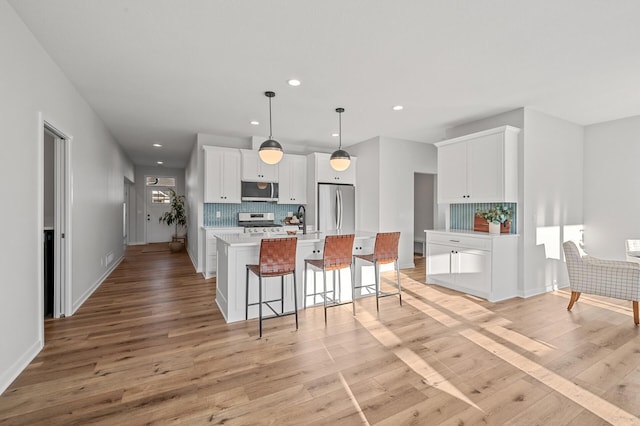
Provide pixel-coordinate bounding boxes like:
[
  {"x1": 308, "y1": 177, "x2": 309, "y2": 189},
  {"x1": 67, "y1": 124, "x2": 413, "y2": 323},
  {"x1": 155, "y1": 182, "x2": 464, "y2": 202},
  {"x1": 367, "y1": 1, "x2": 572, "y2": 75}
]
[{"x1": 563, "y1": 241, "x2": 640, "y2": 325}]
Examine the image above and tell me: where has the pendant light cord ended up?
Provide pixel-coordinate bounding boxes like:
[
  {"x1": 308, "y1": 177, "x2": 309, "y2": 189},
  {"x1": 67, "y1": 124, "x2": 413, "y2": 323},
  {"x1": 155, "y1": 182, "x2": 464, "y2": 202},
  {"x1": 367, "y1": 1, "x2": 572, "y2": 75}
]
[
  {"x1": 268, "y1": 96, "x2": 273, "y2": 139},
  {"x1": 338, "y1": 111, "x2": 342, "y2": 149}
]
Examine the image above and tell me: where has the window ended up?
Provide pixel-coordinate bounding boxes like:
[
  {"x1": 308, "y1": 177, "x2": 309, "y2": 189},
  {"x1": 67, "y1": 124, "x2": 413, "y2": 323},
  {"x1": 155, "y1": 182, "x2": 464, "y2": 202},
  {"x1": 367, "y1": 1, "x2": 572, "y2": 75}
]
[{"x1": 151, "y1": 190, "x2": 171, "y2": 204}]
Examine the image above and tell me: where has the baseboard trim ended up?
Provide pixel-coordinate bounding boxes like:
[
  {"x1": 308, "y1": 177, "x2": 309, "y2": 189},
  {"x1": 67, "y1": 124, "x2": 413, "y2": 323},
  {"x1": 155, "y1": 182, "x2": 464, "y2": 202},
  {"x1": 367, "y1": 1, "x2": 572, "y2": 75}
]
[
  {"x1": 127, "y1": 242, "x2": 146, "y2": 246},
  {"x1": 521, "y1": 282, "x2": 570, "y2": 298},
  {"x1": 0, "y1": 339, "x2": 42, "y2": 395},
  {"x1": 71, "y1": 255, "x2": 124, "y2": 315},
  {"x1": 187, "y1": 246, "x2": 199, "y2": 273}
]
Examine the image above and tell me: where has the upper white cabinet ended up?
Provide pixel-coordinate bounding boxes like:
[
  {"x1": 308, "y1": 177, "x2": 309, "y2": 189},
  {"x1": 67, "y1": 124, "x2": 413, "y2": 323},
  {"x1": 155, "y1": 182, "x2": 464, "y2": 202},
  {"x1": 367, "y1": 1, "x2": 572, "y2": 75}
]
[
  {"x1": 240, "y1": 149, "x2": 279, "y2": 182},
  {"x1": 435, "y1": 126, "x2": 520, "y2": 204},
  {"x1": 278, "y1": 154, "x2": 307, "y2": 204},
  {"x1": 203, "y1": 146, "x2": 241, "y2": 203},
  {"x1": 314, "y1": 152, "x2": 357, "y2": 185}
]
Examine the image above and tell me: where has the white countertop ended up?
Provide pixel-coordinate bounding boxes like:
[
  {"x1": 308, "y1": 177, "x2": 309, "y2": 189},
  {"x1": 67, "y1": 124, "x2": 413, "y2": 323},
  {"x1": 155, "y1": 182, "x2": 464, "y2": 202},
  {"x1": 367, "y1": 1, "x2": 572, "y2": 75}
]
[
  {"x1": 427, "y1": 229, "x2": 519, "y2": 238},
  {"x1": 217, "y1": 230, "x2": 376, "y2": 247}
]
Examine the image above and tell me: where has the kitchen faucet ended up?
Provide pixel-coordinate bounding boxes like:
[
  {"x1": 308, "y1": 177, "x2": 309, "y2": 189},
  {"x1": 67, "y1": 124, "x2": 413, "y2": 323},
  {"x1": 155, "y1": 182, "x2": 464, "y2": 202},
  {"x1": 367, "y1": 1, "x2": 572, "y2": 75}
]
[{"x1": 297, "y1": 205, "x2": 306, "y2": 235}]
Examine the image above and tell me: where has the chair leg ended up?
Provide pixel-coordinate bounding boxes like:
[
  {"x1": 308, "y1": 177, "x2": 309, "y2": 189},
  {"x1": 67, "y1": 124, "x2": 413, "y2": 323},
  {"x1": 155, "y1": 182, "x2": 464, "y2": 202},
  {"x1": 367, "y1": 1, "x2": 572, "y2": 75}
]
[
  {"x1": 396, "y1": 260, "x2": 402, "y2": 307},
  {"x1": 374, "y1": 262, "x2": 380, "y2": 312},
  {"x1": 259, "y1": 276, "x2": 263, "y2": 338},
  {"x1": 293, "y1": 272, "x2": 299, "y2": 330},
  {"x1": 567, "y1": 291, "x2": 580, "y2": 311},
  {"x1": 245, "y1": 267, "x2": 250, "y2": 321},
  {"x1": 634, "y1": 301, "x2": 639, "y2": 326},
  {"x1": 575, "y1": 293, "x2": 581, "y2": 302}
]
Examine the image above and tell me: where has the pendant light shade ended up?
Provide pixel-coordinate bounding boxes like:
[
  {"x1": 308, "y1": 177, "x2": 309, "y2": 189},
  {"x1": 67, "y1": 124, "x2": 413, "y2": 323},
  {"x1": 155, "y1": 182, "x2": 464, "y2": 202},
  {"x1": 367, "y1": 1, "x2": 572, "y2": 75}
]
[
  {"x1": 259, "y1": 91, "x2": 283, "y2": 165},
  {"x1": 330, "y1": 107, "x2": 350, "y2": 171}
]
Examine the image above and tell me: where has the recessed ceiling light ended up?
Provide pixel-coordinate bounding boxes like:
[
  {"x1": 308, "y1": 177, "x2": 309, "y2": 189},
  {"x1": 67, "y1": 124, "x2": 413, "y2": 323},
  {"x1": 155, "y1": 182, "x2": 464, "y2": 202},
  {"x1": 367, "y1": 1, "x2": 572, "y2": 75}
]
[
  {"x1": 250, "y1": 121, "x2": 260, "y2": 126},
  {"x1": 157, "y1": 161, "x2": 164, "y2": 165},
  {"x1": 152, "y1": 143, "x2": 162, "y2": 147},
  {"x1": 288, "y1": 79, "x2": 301, "y2": 87},
  {"x1": 331, "y1": 133, "x2": 339, "y2": 137},
  {"x1": 393, "y1": 105, "x2": 404, "y2": 111}
]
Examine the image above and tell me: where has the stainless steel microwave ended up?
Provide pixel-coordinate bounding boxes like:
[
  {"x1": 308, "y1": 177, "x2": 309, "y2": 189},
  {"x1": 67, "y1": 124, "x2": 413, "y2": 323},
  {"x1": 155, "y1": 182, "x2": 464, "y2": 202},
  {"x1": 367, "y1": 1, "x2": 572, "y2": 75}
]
[{"x1": 241, "y1": 181, "x2": 279, "y2": 202}]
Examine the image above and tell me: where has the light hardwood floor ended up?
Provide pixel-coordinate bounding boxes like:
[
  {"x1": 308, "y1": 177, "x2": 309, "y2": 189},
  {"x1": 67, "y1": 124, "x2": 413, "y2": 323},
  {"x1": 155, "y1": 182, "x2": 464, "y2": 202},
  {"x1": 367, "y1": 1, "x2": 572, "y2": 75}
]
[{"x1": 1, "y1": 246, "x2": 639, "y2": 425}]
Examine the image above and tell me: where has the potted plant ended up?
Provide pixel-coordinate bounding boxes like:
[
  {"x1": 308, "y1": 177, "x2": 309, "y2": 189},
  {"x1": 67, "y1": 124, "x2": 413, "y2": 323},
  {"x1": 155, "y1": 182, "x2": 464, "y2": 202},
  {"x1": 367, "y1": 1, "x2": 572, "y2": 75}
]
[
  {"x1": 476, "y1": 205, "x2": 513, "y2": 234},
  {"x1": 158, "y1": 189, "x2": 187, "y2": 252}
]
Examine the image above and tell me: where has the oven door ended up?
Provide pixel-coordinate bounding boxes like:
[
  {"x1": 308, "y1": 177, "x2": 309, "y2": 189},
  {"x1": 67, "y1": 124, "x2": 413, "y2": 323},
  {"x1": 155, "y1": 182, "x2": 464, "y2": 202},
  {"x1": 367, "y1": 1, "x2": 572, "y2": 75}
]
[{"x1": 241, "y1": 181, "x2": 279, "y2": 202}]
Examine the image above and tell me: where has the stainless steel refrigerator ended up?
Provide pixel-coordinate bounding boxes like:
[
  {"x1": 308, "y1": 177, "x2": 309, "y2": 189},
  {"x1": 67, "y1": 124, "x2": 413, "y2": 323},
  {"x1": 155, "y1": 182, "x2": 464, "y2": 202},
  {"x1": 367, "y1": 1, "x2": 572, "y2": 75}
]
[{"x1": 317, "y1": 183, "x2": 355, "y2": 232}]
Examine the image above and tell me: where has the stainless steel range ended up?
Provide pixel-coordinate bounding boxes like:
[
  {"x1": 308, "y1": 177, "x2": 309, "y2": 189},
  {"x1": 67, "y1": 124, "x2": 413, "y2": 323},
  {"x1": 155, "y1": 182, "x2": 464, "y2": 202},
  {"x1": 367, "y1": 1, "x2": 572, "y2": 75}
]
[{"x1": 238, "y1": 212, "x2": 285, "y2": 234}]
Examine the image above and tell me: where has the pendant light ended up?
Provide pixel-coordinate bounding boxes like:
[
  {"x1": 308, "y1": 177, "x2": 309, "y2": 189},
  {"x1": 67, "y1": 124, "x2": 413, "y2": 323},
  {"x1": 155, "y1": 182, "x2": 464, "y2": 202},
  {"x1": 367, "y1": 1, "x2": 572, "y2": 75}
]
[
  {"x1": 330, "y1": 107, "x2": 351, "y2": 171},
  {"x1": 258, "y1": 91, "x2": 284, "y2": 165}
]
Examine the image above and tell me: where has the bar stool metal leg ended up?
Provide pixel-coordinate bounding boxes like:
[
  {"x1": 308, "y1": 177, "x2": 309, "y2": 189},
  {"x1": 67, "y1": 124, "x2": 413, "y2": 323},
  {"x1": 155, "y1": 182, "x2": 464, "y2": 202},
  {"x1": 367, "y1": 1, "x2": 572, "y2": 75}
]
[
  {"x1": 293, "y1": 273, "x2": 298, "y2": 330},
  {"x1": 374, "y1": 262, "x2": 380, "y2": 312},
  {"x1": 351, "y1": 258, "x2": 357, "y2": 316},
  {"x1": 258, "y1": 276, "x2": 263, "y2": 338},
  {"x1": 323, "y1": 267, "x2": 328, "y2": 325},
  {"x1": 396, "y1": 260, "x2": 402, "y2": 306},
  {"x1": 303, "y1": 261, "x2": 308, "y2": 309},
  {"x1": 281, "y1": 276, "x2": 285, "y2": 314},
  {"x1": 245, "y1": 267, "x2": 250, "y2": 321}
]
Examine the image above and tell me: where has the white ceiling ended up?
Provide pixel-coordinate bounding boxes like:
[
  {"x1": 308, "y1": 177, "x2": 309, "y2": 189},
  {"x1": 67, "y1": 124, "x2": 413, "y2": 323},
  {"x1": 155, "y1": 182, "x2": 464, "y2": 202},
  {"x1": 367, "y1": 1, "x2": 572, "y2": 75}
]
[{"x1": 9, "y1": 0, "x2": 640, "y2": 168}]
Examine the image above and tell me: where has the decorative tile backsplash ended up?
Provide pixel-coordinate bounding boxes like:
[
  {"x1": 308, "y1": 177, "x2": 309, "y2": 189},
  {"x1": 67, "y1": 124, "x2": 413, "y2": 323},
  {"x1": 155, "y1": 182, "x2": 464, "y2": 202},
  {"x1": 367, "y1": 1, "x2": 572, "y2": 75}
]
[
  {"x1": 450, "y1": 203, "x2": 517, "y2": 234},
  {"x1": 204, "y1": 202, "x2": 301, "y2": 227}
]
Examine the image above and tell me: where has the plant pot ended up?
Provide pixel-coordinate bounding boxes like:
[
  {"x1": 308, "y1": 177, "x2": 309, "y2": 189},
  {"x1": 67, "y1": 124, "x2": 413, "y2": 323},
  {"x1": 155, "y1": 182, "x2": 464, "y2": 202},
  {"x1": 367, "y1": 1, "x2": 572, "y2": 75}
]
[
  {"x1": 488, "y1": 222, "x2": 501, "y2": 234},
  {"x1": 168, "y1": 241, "x2": 184, "y2": 253}
]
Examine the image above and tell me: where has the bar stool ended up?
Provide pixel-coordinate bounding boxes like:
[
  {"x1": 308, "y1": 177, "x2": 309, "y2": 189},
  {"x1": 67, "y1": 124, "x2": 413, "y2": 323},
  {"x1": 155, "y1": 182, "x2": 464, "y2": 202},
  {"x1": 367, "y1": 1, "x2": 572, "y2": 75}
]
[
  {"x1": 352, "y1": 232, "x2": 401, "y2": 314},
  {"x1": 246, "y1": 237, "x2": 298, "y2": 338},
  {"x1": 303, "y1": 234, "x2": 355, "y2": 324}
]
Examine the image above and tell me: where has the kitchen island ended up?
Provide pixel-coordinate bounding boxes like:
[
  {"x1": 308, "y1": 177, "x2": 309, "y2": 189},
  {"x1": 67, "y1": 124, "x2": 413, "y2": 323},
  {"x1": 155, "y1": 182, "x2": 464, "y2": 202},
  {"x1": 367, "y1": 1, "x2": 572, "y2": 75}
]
[{"x1": 215, "y1": 231, "x2": 376, "y2": 323}]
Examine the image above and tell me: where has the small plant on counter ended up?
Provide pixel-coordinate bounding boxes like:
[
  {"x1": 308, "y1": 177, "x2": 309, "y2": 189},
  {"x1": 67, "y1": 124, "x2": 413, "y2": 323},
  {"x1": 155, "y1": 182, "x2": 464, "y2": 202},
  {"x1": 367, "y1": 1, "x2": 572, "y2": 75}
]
[{"x1": 476, "y1": 205, "x2": 513, "y2": 224}]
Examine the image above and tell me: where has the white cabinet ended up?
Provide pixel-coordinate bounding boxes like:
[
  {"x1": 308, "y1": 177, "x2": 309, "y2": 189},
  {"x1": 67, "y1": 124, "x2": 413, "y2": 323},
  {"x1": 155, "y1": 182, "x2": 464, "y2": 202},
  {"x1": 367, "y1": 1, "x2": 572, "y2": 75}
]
[
  {"x1": 425, "y1": 230, "x2": 518, "y2": 302},
  {"x1": 240, "y1": 149, "x2": 279, "y2": 182},
  {"x1": 203, "y1": 146, "x2": 241, "y2": 203},
  {"x1": 203, "y1": 227, "x2": 243, "y2": 279},
  {"x1": 278, "y1": 154, "x2": 307, "y2": 204},
  {"x1": 435, "y1": 126, "x2": 520, "y2": 204},
  {"x1": 314, "y1": 152, "x2": 357, "y2": 185}
]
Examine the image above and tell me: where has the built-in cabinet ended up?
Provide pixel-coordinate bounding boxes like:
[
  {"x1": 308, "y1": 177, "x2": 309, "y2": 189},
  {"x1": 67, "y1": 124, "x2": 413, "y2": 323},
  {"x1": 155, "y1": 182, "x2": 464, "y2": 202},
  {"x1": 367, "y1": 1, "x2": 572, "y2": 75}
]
[
  {"x1": 313, "y1": 152, "x2": 357, "y2": 184},
  {"x1": 203, "y1": 146, "x2": 241, "y2": 203},
  {"x1": 278, "y1": 154, "x2": 307, "y2": 204},
  {"x1": 426, "y1": 230, "x2": 518, "y2": 302},
  {"x1": 203, "y1": 227, "x2": 243, "y2": 279},
  {"x1": 435, "y1": 126, "x2": 520, "y2": 204},
  {"x1": 240, "y1": 149, "x2": 279, "y2": 182}
]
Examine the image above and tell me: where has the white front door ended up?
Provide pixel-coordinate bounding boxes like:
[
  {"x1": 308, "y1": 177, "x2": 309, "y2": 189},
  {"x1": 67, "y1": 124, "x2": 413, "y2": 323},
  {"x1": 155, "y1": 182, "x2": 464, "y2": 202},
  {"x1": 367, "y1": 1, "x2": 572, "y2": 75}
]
[{"x1": 146, "y1": 187, "x2": 173, "y2": 243}]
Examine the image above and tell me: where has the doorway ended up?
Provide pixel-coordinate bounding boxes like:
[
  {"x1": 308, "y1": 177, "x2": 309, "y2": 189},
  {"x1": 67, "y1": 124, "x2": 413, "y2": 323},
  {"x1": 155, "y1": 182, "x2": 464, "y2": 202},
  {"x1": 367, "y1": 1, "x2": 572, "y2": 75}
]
[
  {"x1": 414, "y1": 173, "x2": 436, "y2": 256},
  {"x1": 42, "y1": 121, "x2": 71, "y2": 320}
]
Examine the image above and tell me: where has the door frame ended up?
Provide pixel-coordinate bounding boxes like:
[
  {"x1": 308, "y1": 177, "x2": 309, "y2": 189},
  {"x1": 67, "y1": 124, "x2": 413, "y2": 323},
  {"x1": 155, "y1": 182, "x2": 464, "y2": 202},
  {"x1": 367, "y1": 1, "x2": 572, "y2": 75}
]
[{"x1": 38, "y1": 112, "x2": 73, "y2": 330}]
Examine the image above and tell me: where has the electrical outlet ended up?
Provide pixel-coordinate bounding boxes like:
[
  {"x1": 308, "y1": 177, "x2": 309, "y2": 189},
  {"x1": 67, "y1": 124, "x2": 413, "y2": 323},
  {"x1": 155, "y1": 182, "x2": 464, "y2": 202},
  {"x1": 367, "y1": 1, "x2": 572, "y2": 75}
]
[
  {"x1": 287, "y1": 211, "x2": 293, "y2": 217},
  {"x1": 216, "y1": 211, "x2": 221, "y2": 218}
]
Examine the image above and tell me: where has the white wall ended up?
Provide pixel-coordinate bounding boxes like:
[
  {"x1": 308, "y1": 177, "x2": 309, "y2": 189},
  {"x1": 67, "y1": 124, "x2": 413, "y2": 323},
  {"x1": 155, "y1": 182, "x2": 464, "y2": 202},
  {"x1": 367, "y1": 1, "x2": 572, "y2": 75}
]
[
  {"x1": 349, "y1": 137, "x2": 381, "y2": 234},
  {"x1": 522, "y1": 109, "x2": 583, "y2": 295},
  {"x1": 0, "y1": 1, "x2": 133, "y2": 394},
  {"x1": 584, "y1": 115, "x2": 640, "y2": 260},
  {"x1": 350, "y1": 136, "x2": 437, "y2": 268},
  {"x1": 414, "y1": 173, "x2": 435, "y2": 242},
  {"x1": 131, "y1": 165, "x2": 185, "y2": 244},
  {"x1": 43, "y1": 131, "x2": 54, "y2": 227}
]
